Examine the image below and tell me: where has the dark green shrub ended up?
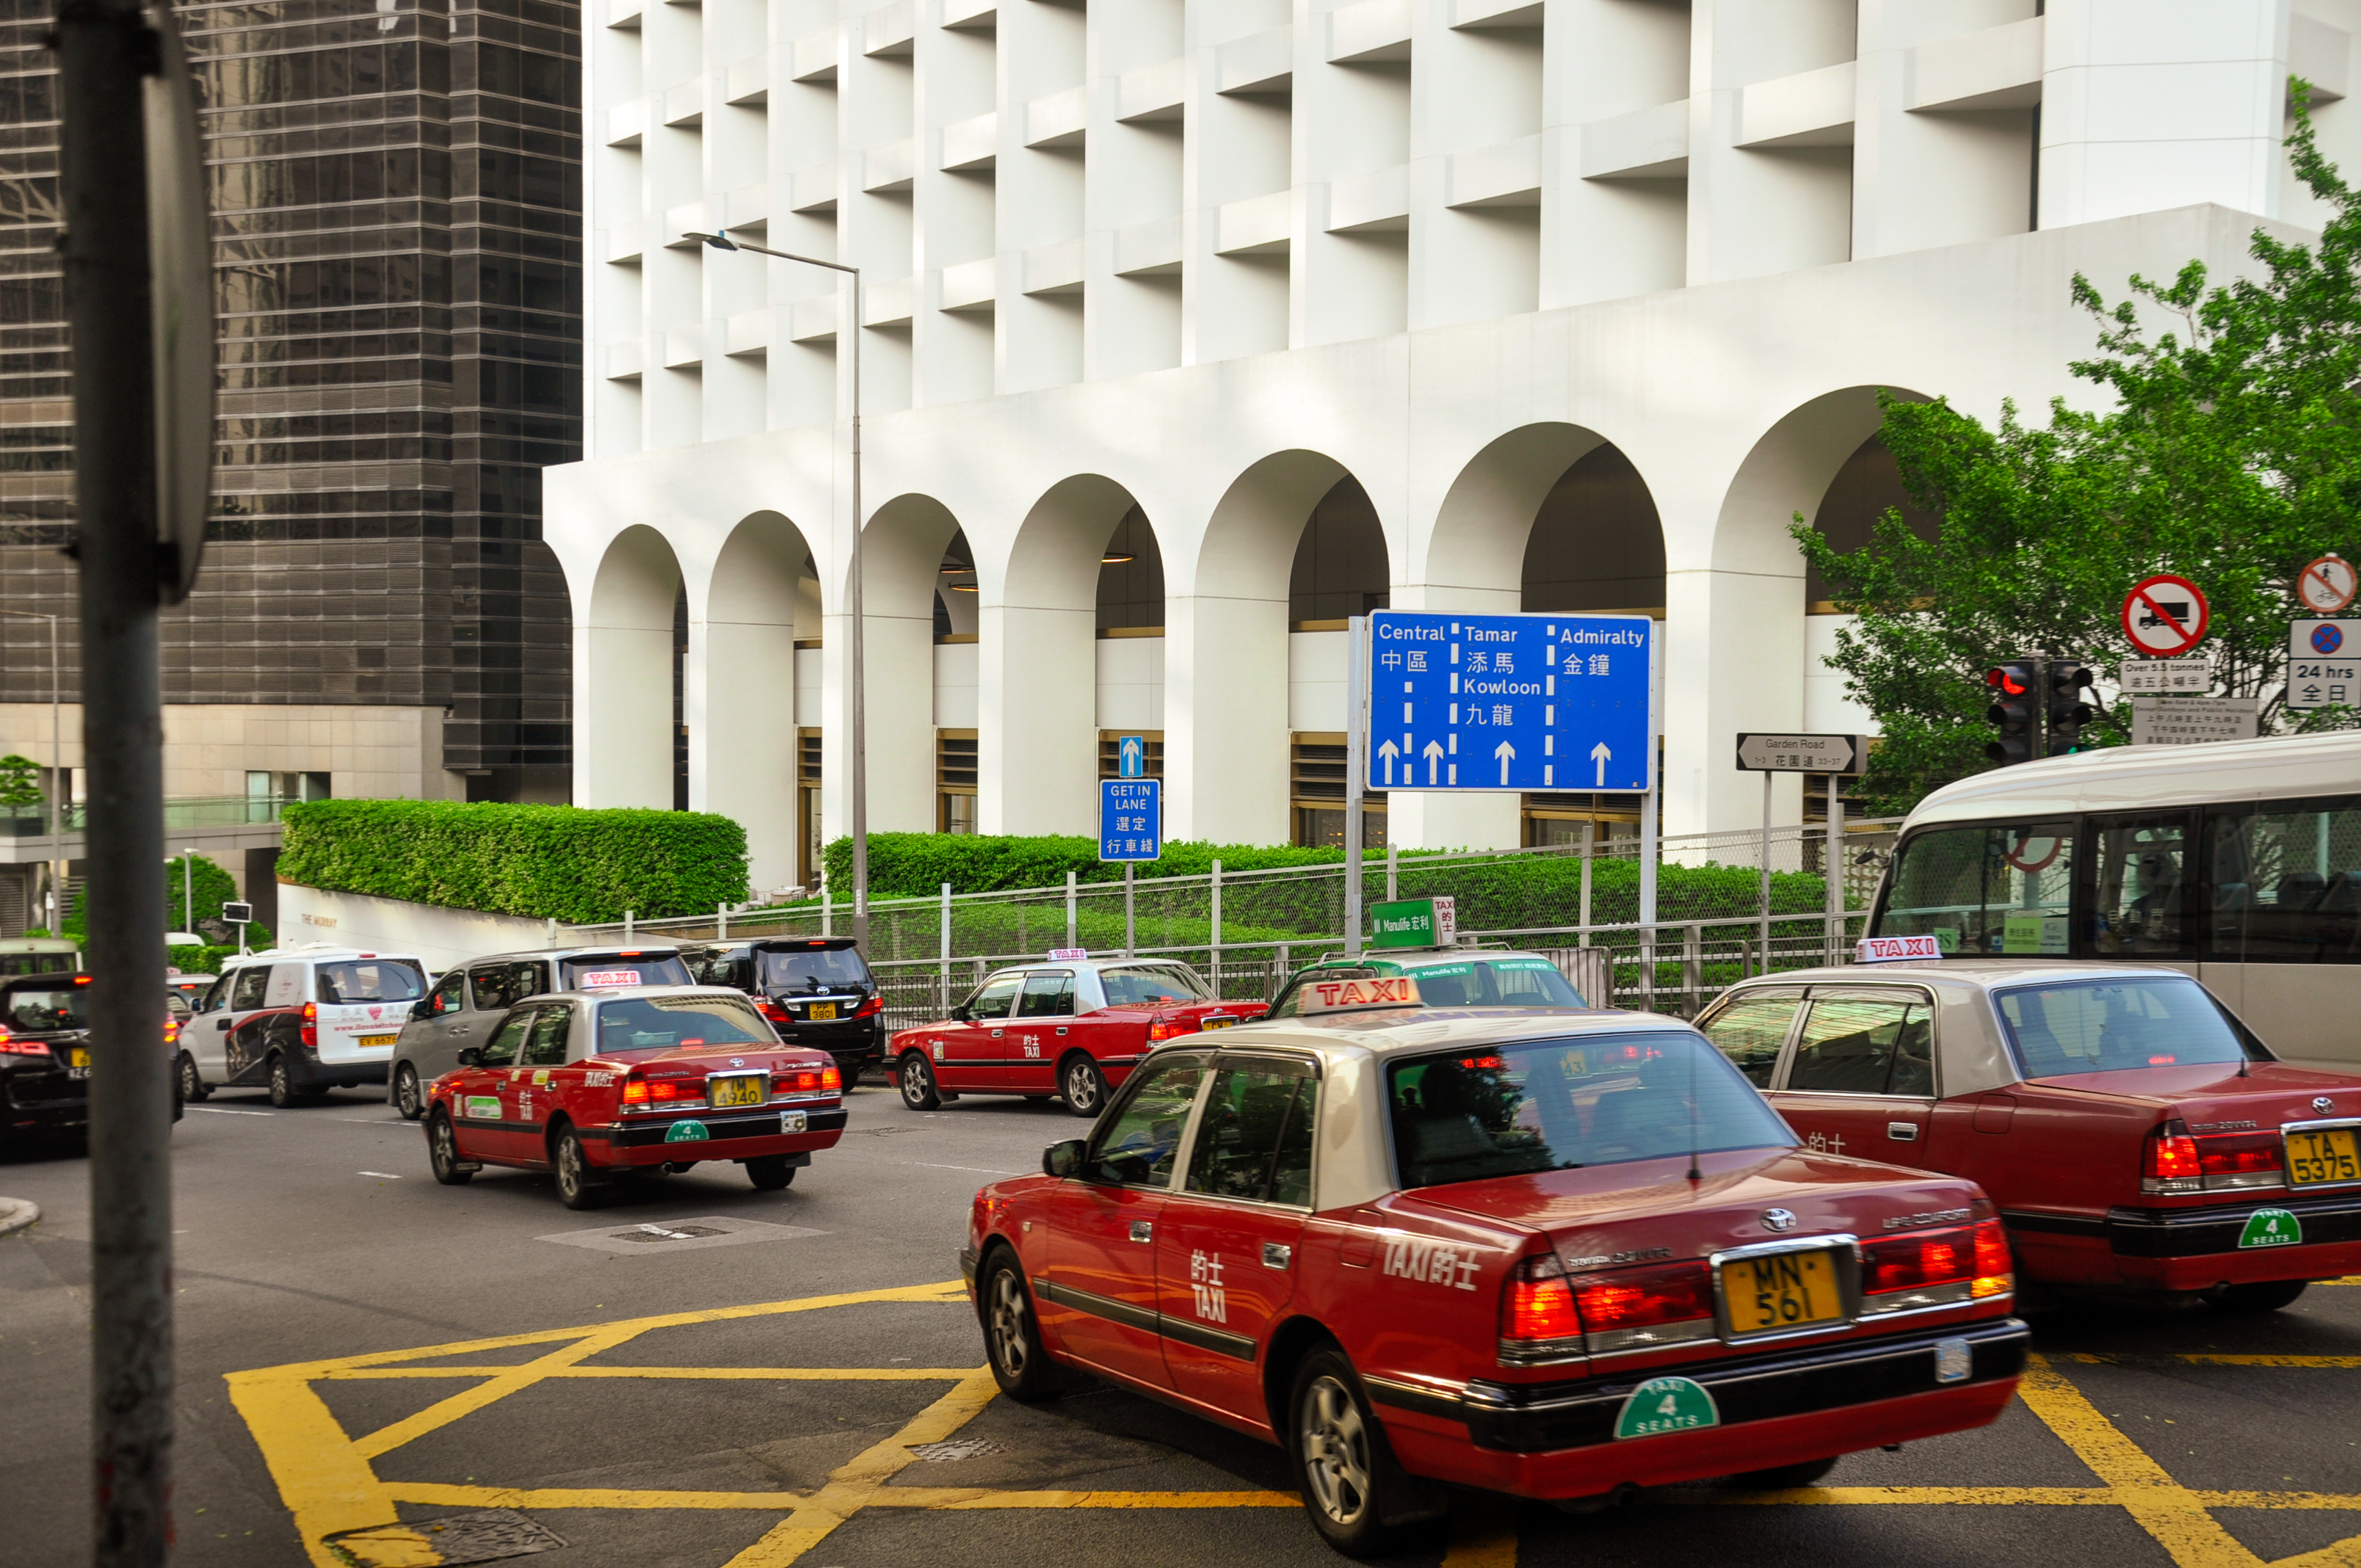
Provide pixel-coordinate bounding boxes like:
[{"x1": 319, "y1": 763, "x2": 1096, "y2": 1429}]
[{"x1": 278, "y1": 800, "x2": 750, "y2": 924}]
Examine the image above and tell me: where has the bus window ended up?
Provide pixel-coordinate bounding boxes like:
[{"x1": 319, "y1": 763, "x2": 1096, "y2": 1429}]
[
  {"x1": 2208, "y1": 798, "x2": 2361, "y2": 962},
  {"x1": 1874, "y1": 821, "x2": 2074, "y2": 957},
  {"x1": 2087, "y1": 816, "x2": 2194, "y2": 959}
]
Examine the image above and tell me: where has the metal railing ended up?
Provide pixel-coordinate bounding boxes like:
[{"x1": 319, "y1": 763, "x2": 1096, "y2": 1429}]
[{"x1": 0, "y1": 794, "x2": 299, "y2": 838}]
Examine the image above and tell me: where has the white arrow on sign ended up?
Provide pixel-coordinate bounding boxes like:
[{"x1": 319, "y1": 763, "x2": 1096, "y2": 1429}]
[
  {"x1": 1591, "y1": 741, "x2": 1611, "y2": 787},
  {"x1": 1377, "y1": 738, "x2": 1398, "y2": 785},
  {"x1": 1494, "y1": 740, "x2": 1514, "y2": 786},
  {"x1": 1423, "y1": 740, "x2": 1444, "y2": 785}
]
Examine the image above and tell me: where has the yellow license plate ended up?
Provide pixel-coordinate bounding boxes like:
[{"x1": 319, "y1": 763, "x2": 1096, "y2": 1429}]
[
  {"x1": 1201, "y1": 1017, "x2": 1235, "y2": 1030},
  {"x1": 2287, "y1": 1126, "x2": 2361, "y2": 1187},
  {"x1": 1719, "y1": 1249, "x2": 1846, "y2": 1337},
  {"x1": 808, "y1": 1002, "x2": 837, "y2": 1021},
  {"x1": 68, "y1": 1047, "x2": 88, "y2": 1069},
  {"x1": 358, "y1": 1033, "x2": 397, "y2": 1049},
  {"x1": 711, "y1": 1075, "x2": 766, "y2": 1108}
]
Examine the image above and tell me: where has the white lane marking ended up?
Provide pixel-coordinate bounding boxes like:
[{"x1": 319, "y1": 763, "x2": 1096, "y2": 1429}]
[
  {"x1": 910, "y1": 1162, "x2": 1024, "y2": 1176},
  {"x1": 185, "y1": 1106, "x2": 272, "y2": 1117},
  {"x1": 358, "y1": 1172, "x2": 404, "y2": 1180}
]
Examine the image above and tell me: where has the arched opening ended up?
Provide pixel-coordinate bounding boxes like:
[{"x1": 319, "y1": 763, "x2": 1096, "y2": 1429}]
[
  {"x1": 579, "y1": 524, "x2": 683, "y2": 810},
  {"x1": 700, "y1": 511, "x2": 813, "y2": 893},
  {"x1": 935, "y1": 529, "x2": 979, "y2": 638},
  {"x1": 1288, "y1": 477, "x2": 1389, "y2": 625},
  {"x1": 984, "y1": 474, "x2": 1160, "y2": 835},
  {"x1": 1807, "y1": 433, "x2": 1937, "y2": 609}
]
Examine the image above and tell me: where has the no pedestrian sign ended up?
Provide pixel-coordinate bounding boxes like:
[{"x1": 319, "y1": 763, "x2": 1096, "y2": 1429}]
[{"x1": 2121, "y1": 574, "x2": 2209, "y2": 657}]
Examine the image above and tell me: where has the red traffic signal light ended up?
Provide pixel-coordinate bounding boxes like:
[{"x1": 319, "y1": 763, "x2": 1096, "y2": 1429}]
[
  {"x1": 1986, "y1": 665, "x2": 2032, "y2": 697},
  {"x1": 1984, "y1": 659, "x2": 2042, "y2": 766}
]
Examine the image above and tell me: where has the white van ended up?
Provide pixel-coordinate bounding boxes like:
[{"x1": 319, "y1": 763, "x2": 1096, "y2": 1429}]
[{"x1": 180, "y1": 943, "x2": 429, "y2": 1107}]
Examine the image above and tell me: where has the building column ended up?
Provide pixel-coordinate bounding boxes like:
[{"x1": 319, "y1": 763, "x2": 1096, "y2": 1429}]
[{"x1": 1164, "y1": 589, "x2": 1290, "y2": 846}]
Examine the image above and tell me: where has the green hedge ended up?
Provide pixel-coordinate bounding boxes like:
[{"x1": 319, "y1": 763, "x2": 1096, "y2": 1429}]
[
  {"x1": 824, "y1": 832, "x2": 1349, "y2": 899},
  {"x1": 168, "y1": 944, "x2": 241, "y2": 976},
  {"x1": 278, "y1": 800, "x2": 750, "y2": 925}
]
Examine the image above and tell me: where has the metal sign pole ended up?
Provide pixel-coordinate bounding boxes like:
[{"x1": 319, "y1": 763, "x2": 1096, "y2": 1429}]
[
  {"x1": 1827, "y1": 772, "x2": 1845, "y2": 963},
  {"x1": 1345, "y1": 614, "x2": 1366, "y2": 957},
  {"x1": 1759, "y1": 772, "x2": 1772, "y2": 975},
  {"x1": 1638, "y1": 625, "x2": 1661, "y2": 1008},
  {"x1": 1124, "y1": 863, "x2": 1135, "y2": 957},
  {"x1": 61, "y1": 0, "x2": 173, "y2": 1553}
]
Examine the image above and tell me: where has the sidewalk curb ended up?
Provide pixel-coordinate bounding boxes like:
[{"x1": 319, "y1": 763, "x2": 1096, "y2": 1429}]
[{"x1": 0, "y1": 1196, "x2": 40, "y2": 1238}]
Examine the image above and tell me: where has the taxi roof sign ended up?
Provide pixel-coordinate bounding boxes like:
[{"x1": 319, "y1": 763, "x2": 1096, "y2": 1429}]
[{"x1": 1298, "y1": 975, "x2": 1423, "y2": 1015}]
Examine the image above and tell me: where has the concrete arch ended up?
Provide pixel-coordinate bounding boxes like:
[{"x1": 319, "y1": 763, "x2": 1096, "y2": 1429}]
[
  {"x1": 695, "y1": 510, "x2": 813, "y2": 892},
  {"x1": 864, "y1": 493, "x2": 968, "y2": 838},
  {"x1": 1426, "y1": 424, "x2": 1611, "y2": 611},
  {"x1": 579, "y1": 523, "x2": 683, "y2": 810},
  {"x1": 981, "y1": 473, "x2": 1156, "y2": 835}
]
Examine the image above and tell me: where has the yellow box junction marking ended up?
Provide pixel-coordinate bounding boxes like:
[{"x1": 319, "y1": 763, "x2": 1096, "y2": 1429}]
[{"x1": 225, "y1": 1285, "x2": 2361, "y2": 1568}]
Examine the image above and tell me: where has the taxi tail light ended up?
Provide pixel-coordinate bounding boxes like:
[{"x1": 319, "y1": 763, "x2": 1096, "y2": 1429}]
[
  {"x1": 2193, "y1": 1128, "x2": 2284, "y2": 1181},
  {"x1": 300, "y1": 1001, "x2": 317, "y2": 1049},
  {"x1": 1568, "y1": 1259, "x2": 1716, "y2": 1336},
  {"x1": 622, "y1": 1072, "x2": 649, "y2": 1105},
  {"x1": 2141, "y1": 1119, "x2": 2204, "y2": 1194},
  {"x1": 1501, "y1": 1255, "x2": 1581, "y2": 1346},
  {"x1": 1863, "y1": 1219, "x2": 2012, "y2": 1299},
  {"x1": 821, "y1": 1065, "x2": 841, "y2": 1091},
  {"x1": 1146, "y1": 1015, "x2": 1198, "y2": 1042}
]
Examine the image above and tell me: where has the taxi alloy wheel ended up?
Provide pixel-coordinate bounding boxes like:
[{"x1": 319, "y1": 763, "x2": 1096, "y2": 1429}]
[
  {"x1": 553, "y1": 1128, "x2": 608, "y2": 1211},
  {"x1": 1060, "y1": 1056, "x2": 1105, "y2": 1119},
  {"x1": 899, "y1": 1052, "x2": 943, "y2": 1112},
  {"x1": 980, "y1": 1250, "x2": 1061, "y2": 1402},
  {"x1": 176, "y1": 1053, "x2": 208, "y2": 1103},
  {"x1": 1291, "y1": 1348, "x2": 1426, "y2": 1558},
  {"x1": 393, "y1": 1064, "x2": 424, "y2": 1121},
  {"x1": 427, "y1": 1112, "x2": 472, "y2": 1186}
]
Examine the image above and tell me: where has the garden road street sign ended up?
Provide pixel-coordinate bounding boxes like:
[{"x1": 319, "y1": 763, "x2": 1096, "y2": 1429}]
[
  {"x1": 1099, "y1": 779, "x2": 1160, "y2": 862},
  {"x1": 2121, "y1": 574, "x2": 2210, "y2": 657},
  {"x1": 1366, "y1": 610, "x2": 1653, "y2": 792},
  {"x1": 2299, "y1": 556, "x2": 2359, "y2": 616},
  {"x1": 1734, "y1": 733, "x2": 1865, "y2": 773}
]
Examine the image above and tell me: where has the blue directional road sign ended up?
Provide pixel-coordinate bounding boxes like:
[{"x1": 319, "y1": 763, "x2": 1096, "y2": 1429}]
[
  {"x1": 1118, "y1": 734, "x2": 1145, "y2": 779},
  {"x1": 1366, "y1": 611, "x2": 1653, "y2": 792},
  {"x1": 1100, "y1": 778, "x2": 1161, "y2": 861}
]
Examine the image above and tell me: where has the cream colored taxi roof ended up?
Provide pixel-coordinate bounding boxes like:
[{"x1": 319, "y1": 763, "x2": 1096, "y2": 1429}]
[
  {"x1": 1205, "y1": 1004, "x2": 1695, "y2": 1063},
  {"x1": 1726, "y1": 959, "x2": 2188, "y2": 992},
  {"x1": 1907, "y1": 729, "x2": 2361, "y2": 827}
]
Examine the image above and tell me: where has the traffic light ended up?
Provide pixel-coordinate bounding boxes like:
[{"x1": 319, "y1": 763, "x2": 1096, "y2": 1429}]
[
  {"x1": 1985, "y1": 660, "x2": 2041, "y2": 766},
  {"x1": 2045, "y1": 659, "x2": 2095, "y2": 755}
]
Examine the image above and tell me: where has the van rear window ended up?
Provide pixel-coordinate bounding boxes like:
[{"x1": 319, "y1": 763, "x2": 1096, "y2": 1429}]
[{"x1": 315, "y1": 960, "x2": 427, "y2": 1003}]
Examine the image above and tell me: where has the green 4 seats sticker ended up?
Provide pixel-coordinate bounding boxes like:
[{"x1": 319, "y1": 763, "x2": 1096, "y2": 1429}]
[
  {"x1": 2240, "y1": 1208, "x2": 2302, "y2": 1249},
  {"x1": 1614, "y1": 1376, "x2": 1719, "y2": 1440}
]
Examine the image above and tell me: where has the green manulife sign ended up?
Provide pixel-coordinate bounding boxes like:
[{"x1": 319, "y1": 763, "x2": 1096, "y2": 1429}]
[{"x1": 1370, "y1": 896, "x2": 1454, "y2": 949}]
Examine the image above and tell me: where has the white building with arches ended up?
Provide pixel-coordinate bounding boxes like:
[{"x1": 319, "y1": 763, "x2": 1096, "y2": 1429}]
[{"x1": 554, "y1": 0, "x2": 2361, "y2": 893}]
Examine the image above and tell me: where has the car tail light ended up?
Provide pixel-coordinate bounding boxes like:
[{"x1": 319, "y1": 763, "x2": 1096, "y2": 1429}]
[
  {"x1": 1500, "y1": 1255, "x2": 1582, "y2": 1354},
  {"x1": 2141, "y1": 1118, "x2": 2267, "y2": 1194},
  {"x1": 622, "y1": 1074, "x2": 648, "y2": 1105},
  {"x1": 755, "y1": 998, "x2": 791, "y2": 1024},
  {"x1": 1567, "y1": 1260, "x2": 1717, "y2": 1355},
  {"x1": 852, "y1": 995, "x2": 882, "y2": 1020},
  {"x1": 164, "y1": 1017, "x2": 179, "y2": 1047},
  {"x1": 1147, "y1": 1015, "x2": 1197, "y2": 1042},
  {"x1": 622, "y1": 1072, "x2": 703, "y2": 1111},
  {"x1": 300, "y1": 1001, "x2": 317, "y2": 1050},
  {"x1": 1861, "y1": 1219, "x2": 2012, "y2": 1313},
  {"x1": 821, "y1": 1065, "x2": 841, "y2": 1091},
  {"x1": 0, "y1": 1027, "x2": 44, "y2": 1057}
]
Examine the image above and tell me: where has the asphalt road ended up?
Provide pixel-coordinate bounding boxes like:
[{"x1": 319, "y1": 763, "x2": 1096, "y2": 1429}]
[{"x1": 5, "y1": 1079, "x2": 2361, "y2": 1568}]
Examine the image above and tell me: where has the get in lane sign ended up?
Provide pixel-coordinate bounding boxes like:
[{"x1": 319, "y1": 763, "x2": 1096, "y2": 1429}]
[
  {"x1": 1100, "y1": 779, "x2": 1160, "y2": 861},
  {"x1": 1366, "y1": 611, "x2": 1653, "y2": 792}
]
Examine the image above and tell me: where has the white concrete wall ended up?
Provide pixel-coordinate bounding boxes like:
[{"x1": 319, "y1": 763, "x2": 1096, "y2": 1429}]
[
  {"x1": 933, "y1": 640, "x2": 978, "y2": 727},
  {"x1": 0, "y1": 703, "x2": 457, "y2": 803},
  {"x1": 567, "y1": 0, "x2": 2361, "y2": 854},
  {"x1": 1095, "y1": 636, "x2": 1164, "y2": 730},
  {"x1": 275, "y1": 884, "x2": 557, "y2": 976}
]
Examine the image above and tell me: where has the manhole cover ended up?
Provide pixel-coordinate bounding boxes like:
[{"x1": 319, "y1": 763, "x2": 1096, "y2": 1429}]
[
  {"x1": 612, "y1": 1223, "x2": 728, "y2": 1243},
  {"x1": 909, "y1": 1438, "x2": 1002, "y2": 1462},
  {"x1": 327, "y1": 1509, "x2": 563, "y2": 1566}
]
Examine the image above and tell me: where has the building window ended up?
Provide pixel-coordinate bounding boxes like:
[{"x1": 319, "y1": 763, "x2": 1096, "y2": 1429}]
[
  {"x1": 247, "y1": 771, "x2": 330, "y2": 804},
  {"x1": 1520, "y1": 794, "x2": 1644, "y2": 847},
  {"x1": 938, "y1": 729, "x2": 977, "y2": 834},
  {"x1": 797, "y1": 729, "x2": 823, "y2": 892},
  {"x1": 1290, "y1": 733, "x2": 1385, "y2": 849},
  {"x1": 1097, "y1": 730, "x2": 1164, "y2": 779}
]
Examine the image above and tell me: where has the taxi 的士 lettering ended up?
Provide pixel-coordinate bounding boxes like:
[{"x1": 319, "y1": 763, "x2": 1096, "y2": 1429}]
[
  {"x1": 1190, "y1": 1249, "x2": 1227, "y2": 1323},
  {"x1": 1381, "y1": 1235, "x2": 1481, "y2": 1291}
]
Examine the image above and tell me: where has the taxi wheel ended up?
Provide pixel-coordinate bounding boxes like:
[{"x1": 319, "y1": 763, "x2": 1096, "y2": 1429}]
[
  {"x1": 426, "y1": 1112, "x2": 472, "y2": 1186},
  {"x1": 176, "y1": 1053, "x2": 208, "y2": 1103},
  {"x1": 980, "y1": 1249, "x2": 1062, "y2": 1402},
  {"x1": 392, "y1": 1064, "x2": 425, "y2": 1121},
  {"x1": 266, "y1": 1054, "x2": 297, "y2": 1109},
  {"x1": 1059, "y1": 1056, "x2": 1106, "y2": 1119},
  {"x1": 899, "y1": 1053, "x2": 943, "y2": 1111},
  {"x1": 552, "y1": 1128, "x2": 609, "y2": 1210},
  {"x1": 2208, "y1": 1280, "x2": 2309, "y2": 1313},
  {"x1": 747, "y1": 1155, "x2": 797, "y2": 1191},
  {"x1": 1731, "y1": 1455, "x2": 1840, "y2": 1489},
  {"x1": 1290, "y1": 1349, "x2": 1422, "y2": 1558}
]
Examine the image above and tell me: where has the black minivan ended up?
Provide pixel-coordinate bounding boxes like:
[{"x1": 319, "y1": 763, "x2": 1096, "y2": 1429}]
[
  {"x1": 1, "y1": 970, "x2": 181, "y2": 1150},
  {"x1": 690, "y1": 937, "x2": 885, "y2": 1084}
]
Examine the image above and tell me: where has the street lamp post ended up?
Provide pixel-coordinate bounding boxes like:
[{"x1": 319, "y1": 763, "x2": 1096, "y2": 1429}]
[
  {"x1": 0, "y1": 608, "x2": 67, "y2": 930},
  {"x1": 683, "y1": 231, "x2": 867, "y2": 945}
]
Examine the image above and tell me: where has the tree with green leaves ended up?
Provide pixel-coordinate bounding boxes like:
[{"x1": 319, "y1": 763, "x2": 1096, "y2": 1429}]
[
  {"x1": 1796, "y1": 87, "x2": 2361, "y2": 817},
  {"x1": 0, "y1": 754, "x2": 43, "y2": 810}
]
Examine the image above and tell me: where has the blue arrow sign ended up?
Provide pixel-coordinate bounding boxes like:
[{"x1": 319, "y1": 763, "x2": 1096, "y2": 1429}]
[
  {"x1": 1118, "y1": 734, "x2": 1145, "y2": 779},
  {"x1": 1100, "y1": 779, "x2": 1161, "y2": 861},
  {"x1": 1366, "y1": 611, "x2": 1653, "y2": 792}
]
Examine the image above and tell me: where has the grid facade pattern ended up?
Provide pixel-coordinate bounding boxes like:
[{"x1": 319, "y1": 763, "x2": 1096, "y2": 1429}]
[{"x1": 0, "y1": 0, "x2": 581, "y2": 781}]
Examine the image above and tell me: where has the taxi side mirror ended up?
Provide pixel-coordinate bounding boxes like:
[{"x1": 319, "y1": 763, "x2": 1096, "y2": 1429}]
[
  {"x1": 953, "y1": 1003, "x2": 972, "y2": 1023},
  {"x1": 1042, "y1": 1139, "x2": 1085, "y2": 1179},
  {"x1": 455, "y1": 1047, "x2": 482, "y2": 1068}
]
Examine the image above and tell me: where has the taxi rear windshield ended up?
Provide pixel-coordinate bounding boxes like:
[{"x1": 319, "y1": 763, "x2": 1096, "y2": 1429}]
[
  {"x1": 1401, "y1": 958, "x2": 1585, "y2": 1009},
  {"x1": 1101, "y1": 965, "x2": 1210, "y2": 1005},
  {"x1": 7, "y1": 988, "x2": 86, "y2": 1031},
  {"x1": 1387, "y1": 1032, "x2": 1793, "y2": 1190},
  {"x1": 315, "y1": 959, "x2": 427, "y2": 1003},
  {"x1": 594, "y1": 995, "x2": 775, "y2": 1053},
  {"x1": 1995, "y1": 978, "x2": 2257, "y2": 1076}
]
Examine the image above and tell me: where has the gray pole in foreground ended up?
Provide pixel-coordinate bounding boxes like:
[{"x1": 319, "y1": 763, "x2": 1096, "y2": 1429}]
[
  {"x1": 59, "y1": 0, "x2": 174, "y2": 1555},
  {"x1": 683, "y1": 233, "x2": 866, "y2": 947},
  {"x1": 0, "y1": 609, "x2": 67, "y2": 926},
  {"x1": 1343, "y1": 614, "x2": 1366, "y2": 957}
]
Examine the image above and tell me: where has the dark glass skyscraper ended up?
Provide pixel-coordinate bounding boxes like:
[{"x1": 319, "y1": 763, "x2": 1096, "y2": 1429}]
[{"x1": 0, "y1": 0, "x2": 579, "y2": 802}]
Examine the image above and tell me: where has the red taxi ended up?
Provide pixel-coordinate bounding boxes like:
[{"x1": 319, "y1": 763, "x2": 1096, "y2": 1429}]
[
  {"x1": 1702, "y1": 961, "x2": 2361, "y2": 1311},
  {"x1": 961, "y1": 976, "x2": 2028, "y2": 1556},
  {"x1": 422, "y1": 985, "x2": 846, "y2": 1208},
  {"x1": 895, "y1": 956, "x2": 1265, "y2": 1117}
]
